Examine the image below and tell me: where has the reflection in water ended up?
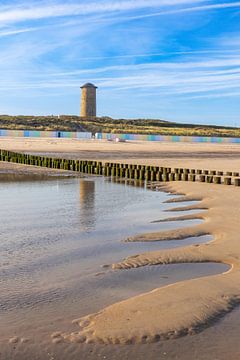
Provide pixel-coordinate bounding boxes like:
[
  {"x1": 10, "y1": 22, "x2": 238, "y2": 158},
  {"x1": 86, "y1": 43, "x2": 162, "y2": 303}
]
[
  {"x1": 0, "y1": 173, "x2": 52, "y2": 182},
  {"x1": 109, "y1": 177, "x2": 145, "y2": 189},
  {"x1": 0, "y1": 175, "x2": 228, "y2": 350},
  {"x1": 79, "y1": 179, "x2": 96, "y2": 231},
  {"x1": 0, "y1": 173, "x2": 72, "y2": 182}
]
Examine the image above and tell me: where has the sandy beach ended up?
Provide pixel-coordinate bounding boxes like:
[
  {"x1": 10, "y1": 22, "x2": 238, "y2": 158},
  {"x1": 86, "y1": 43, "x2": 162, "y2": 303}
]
[
  {"x1": 1, "y1": 136, "x2": 240, "y2": 172},
  {"x1": 74, "y1": 182, "x2": 240, "y2": 345},
  {"x1": 1, "y1": 137, "x2": 240, "y2": 359}
]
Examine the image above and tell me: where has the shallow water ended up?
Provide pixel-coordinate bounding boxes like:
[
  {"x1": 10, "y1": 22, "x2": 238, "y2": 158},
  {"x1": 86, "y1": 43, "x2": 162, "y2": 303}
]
[{"x1": 0, "y1": 176, "x2": 228, "y2": 354}]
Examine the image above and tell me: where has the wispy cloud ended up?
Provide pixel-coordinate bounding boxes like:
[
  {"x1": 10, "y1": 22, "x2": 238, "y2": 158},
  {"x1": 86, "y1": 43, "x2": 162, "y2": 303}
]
[
  {"x1": 1, "y1": 53, "x2": 240, "y2": 98},
  {"x1": 188, "y1": 91, "x2": 240, "y2": 99},
  {"x1": 54, "y1": 49, "x2": 240, "y2": 62},
  {"x1": 0, "y1": 27, "x2": 37, "y2": 37},
  {"x1": 0, "y1": 0, "x2": 240, "y2": 123},
  {"x1": 0, "y1": 0, "x2": 209, "y2": 25},
  {"x1": 48, "y1": 56, "x2": 240, "y2": 77},
  {"x1": 122, "y1": 1, "x2": 240, "y2": 21}
]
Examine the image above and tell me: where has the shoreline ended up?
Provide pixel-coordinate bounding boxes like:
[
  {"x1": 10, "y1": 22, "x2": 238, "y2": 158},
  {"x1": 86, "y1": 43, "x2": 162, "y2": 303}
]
[
  {"x1": 55, "y1": 181, "x2": 240, "y2": 345},
  {"x1": 0, "y1": 161, "x2": 82, "y2": 177},
  {"x1": 1, "y1": 148, "x2": 239, "y2": 188},
  {"x1": 1, "y1": 137, "x2": 240, "y2": 358},
  {"x1": 1, "y1": 137, "x2": 240, "y2": 172}
]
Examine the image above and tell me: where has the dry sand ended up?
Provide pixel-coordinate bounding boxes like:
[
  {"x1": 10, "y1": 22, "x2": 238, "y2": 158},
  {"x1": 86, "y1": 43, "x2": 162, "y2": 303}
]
[
  {"x1": 1, "y1": 137, "x2": 240, "y2": 358},
  {"x1": 1, "y1": 136, "x2": 240, "y2": 172}
]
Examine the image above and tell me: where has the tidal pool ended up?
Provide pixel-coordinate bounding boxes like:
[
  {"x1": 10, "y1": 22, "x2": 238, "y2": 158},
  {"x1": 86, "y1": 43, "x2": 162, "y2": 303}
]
[{"x1": 0, "y1": 176, "x2": 227, "y2": 351}]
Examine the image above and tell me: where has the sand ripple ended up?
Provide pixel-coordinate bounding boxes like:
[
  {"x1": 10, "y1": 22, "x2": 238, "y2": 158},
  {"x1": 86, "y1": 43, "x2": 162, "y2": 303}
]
[{"x1": 57, "y1": 182, "x2": 240, "y2": 344}]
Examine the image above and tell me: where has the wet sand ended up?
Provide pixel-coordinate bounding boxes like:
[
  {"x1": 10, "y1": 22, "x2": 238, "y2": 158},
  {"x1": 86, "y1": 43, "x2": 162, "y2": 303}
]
[
  {"x1": 75, "y1": 183, "x2": 239, "y2": 344},
  {"x1": 1, "y1": 137, "x2": 240, "y2": 359}
]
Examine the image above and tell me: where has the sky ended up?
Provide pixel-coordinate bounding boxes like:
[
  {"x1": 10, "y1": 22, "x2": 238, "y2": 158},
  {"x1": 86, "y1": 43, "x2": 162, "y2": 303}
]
[{"x1": 0, "y1": 1, "x2": 240, "y2": 125}]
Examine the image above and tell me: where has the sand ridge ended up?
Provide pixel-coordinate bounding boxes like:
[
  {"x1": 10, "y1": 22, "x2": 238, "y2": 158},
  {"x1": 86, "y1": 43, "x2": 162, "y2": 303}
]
[{"x1": 57, "y1": 182, "x2": 240, "y2": 345}]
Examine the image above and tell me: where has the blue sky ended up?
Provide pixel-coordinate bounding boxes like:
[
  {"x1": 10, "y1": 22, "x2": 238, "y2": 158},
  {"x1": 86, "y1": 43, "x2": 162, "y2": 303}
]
[{"x1": 0, "y1": 0, "x2": 240, "y2": 125}]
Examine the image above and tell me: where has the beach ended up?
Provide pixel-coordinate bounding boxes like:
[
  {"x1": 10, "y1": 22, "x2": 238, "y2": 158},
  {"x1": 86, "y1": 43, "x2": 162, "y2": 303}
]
[
  {"x1": 1, "y1": 137, "x2": 240, "y2": 173},
  {"x1": 1, "y1": 137, "x2": 240, "y2": 359}
]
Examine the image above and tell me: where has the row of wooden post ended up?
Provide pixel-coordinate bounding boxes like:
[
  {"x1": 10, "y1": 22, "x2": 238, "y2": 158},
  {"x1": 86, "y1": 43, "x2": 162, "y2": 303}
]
[{"x1": 0, "y1": 149, "x2": 240, "y2": 186}]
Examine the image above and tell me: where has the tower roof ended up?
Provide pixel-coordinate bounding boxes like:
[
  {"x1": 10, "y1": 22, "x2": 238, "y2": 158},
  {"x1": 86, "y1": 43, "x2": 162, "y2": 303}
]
[{"x1": 81, "y1": 82, "x2": 98, "y2": 89}]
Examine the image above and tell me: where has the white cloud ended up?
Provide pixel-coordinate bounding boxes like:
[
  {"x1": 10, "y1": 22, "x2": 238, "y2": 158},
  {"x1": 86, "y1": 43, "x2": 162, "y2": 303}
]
[
  {"x1": 49, "y1": 56, "x2": 240, "y2": 77},
  {"x1": 50, "y1": 49, "x2": 240, "y2": 62},
  {"x1": 0, "y1": 27, "x2": 37, "y2": 37},
  {"x1": 1, "y1": 53, "x2": 240, "y2": 99},
  {"x1": 214, "y1": 33, "x2": 240, "y2": 50},
  {"x1": 122, "y1": 1, "x2": 240, "y2": 21},
  {"x1": 0, "y1": 0, "x2": 209, "y2": 25},
  {"x1": 0, "y1": 0, "x2": 240, "y2": 116},
  {"x1": 188, "y1": 91, "x2": 240, "y2": 99}
]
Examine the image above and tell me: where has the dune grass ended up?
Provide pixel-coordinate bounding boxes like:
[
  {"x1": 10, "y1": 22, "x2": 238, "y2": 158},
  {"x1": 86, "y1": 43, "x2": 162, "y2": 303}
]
[{"x1": 0, "y1": 114, "x2": 239, "y2": 138}]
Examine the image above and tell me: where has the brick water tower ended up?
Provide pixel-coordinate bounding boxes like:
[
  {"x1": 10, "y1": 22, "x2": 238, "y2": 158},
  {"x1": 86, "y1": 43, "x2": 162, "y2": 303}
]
[{"x1": 80, "y1": 83, "x2": 97, "y2": 118}]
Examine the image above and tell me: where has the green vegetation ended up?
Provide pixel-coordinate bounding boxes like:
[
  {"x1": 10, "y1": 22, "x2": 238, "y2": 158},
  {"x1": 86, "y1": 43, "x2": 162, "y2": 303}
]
[
  {"x1": 0, "y1": 114, "x2": 240, "y2": 137},
  {"x1": 80, "y1": 117, "x2": 240, "y2": 137},
  {"x1": 0, "y1": 115, "x2": 84, "y2": 132}
]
